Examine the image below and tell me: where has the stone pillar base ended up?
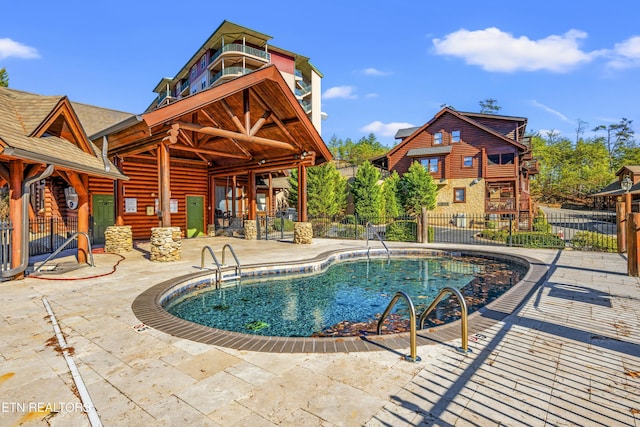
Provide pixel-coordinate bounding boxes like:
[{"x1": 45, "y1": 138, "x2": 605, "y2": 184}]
[
  {"x1": 207, "y1": 224, "x2": 217, "y2": 237},
  {"x1": 293, "y1": 222, "x2": 312, "y2": 244},
  {"x1": 104, "y1": 225, "x2": 133, "y2": 253},
  {"x1": 150, "y1": 227, "x2": 182, "y2": 262},
  {"x1": 244, "y1": 220, "x2": 257, "y2": 240}
]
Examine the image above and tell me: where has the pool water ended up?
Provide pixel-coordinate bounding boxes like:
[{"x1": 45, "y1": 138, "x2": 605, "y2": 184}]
[{"x1": 165, "y1": 255, "x2": 526, "y2": 337}]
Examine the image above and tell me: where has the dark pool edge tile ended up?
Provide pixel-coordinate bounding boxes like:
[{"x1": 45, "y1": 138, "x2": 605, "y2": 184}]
[{"x1": 130, "y1": 246, "x2": 549, "y2": 354}]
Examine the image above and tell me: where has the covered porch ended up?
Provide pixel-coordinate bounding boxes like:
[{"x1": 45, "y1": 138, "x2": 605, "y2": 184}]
[{"x1": 93, "y1": 65, "x2": 331, "y2": 241}]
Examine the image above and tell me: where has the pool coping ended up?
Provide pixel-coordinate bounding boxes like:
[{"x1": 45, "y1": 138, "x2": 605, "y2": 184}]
[{"x1": 131, "y1": 247, "x2": 549, "y2": 353}]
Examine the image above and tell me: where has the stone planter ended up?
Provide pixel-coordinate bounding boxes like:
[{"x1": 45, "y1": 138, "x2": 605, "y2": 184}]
[
  {"x1": 104, "y1": 225, "x2": 133, "y2": 253},
  {"x1": 150, "y1": 227, "x2": 182, "y2": 262},
  {"x1": 293, "y1": 222, "x2": 312, "y2": 244},
  {"x1": 244, "y1": 220, "x2": 257, "y2": 240}
]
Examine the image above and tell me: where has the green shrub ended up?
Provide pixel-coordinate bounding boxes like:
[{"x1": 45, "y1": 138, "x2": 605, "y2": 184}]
[
  {"x1": 336, "y1": 223, "x2": 365, "y2": 239},
  {"x1": 486, "y1": 220, "x2": 497, "y2": 230},
  {"x1": 479, "y1": 229, "x2": 508, "y2": 241},
  {"x1": 427, "y1": 226, "x2": 435, "y2": 243},
  {"x1": 532, "y1": 212, "x2": 552, "y2": 233},
  {"x1": 341, "y1": 214, "x2": 357, "y2": 225},
  {"x1": 273, "y1": 218, "x2": 295, "y2": 232},
  {"x1": 509, "y1": 232, "x2": 565, "y2": 249},
  {"x1": 386, "y1": 220, "x2": 417, "y2": 242},
  {"x1": 571, "y1": 231, "x2": 617, "y2": 252}
]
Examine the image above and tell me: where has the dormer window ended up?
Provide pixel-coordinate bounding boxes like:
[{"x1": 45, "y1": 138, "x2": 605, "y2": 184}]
[{"x1": 434, "y1": 132, "x2": 443, "y2": 145}]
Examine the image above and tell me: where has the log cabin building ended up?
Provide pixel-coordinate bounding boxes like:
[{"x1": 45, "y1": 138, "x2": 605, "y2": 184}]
[
  {"x1": 91, "y1": 64, "x2": 331, "y2": 241},
  {"x1": 0, "y1": 86, "x2": 128, "y2": 277},
  {"x1": 375, "y1": 107, "x2": 539, "y2": 219}
]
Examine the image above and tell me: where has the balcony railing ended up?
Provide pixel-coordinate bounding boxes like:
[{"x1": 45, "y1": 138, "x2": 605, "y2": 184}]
[
  {"x1": 486, "y1": 164, "x2": 516, "y2": 178},
  {"x1": 300, "y1": 99, "x2": 312, "y2": 114},
  {"x1": 209, "y1": 67, "x2": 253, "y2": 86},
  {"x1": 209, "y1": 44, "x2": 270, "y2": 66},
  {"x1": 486, "y1": 198, "x2": 516, "y2": 212},
  {"x1": 295, "y1": 80, "x2": 312, "y2": 98},
  {"x1": 179, "y1": 80, "x2": 189, "y2": 94},
  {"x1": 294, "y1": 69, "x2": 303, "y2": 79}
]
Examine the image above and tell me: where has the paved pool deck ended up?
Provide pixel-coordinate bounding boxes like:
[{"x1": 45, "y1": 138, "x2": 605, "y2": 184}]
[{"x1": 0, "y1": 237, "x2": 639, "y2": 426}]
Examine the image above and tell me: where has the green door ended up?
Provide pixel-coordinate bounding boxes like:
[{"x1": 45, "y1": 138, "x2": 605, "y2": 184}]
[
  {"x1": 92, "y1": 194, "x2": 114, "y2": 245},
  {"x1": 186, "y1": 196, "x2": 204, "y2": 238}
]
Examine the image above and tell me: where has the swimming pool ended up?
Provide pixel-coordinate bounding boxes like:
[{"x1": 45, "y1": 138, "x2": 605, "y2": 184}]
[
  {"x1": 162, "y1": 253, "x2": 526, "y2": 338},
  {"x1": 132, "y1": 247, "x2": 544, "y2": 353}
]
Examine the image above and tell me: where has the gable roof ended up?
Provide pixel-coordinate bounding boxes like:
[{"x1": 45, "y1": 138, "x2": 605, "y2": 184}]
[
  {"x1": 386, "y1": 107, "x2": 528, "y2": 159},
  {"x1": 104, "y1": 65, "x2": 331, "y2": 174},
  {"x1": 0, "y1": 87, "x2": 127, "y2": 180}
]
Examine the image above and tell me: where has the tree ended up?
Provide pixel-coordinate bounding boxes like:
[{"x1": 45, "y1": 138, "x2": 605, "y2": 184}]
[
  {"x1": 575, "y1": 119, "x2": 588, "y2": 145},
  {"x1": 0, "y1": 68, "x2": 8, "y2": 88},
  {"x1": 288, "y1": 163, "x2": 347, "y2": 217},
  {"x1": 593, "y1": 118, "x2": 636, "y2": 172},
  {"x1": 325, "y1": 133, "x2": 388, "y2": 166},
  {"x1": 381, "y1": 171, "x2": 402, "y2": 219},
  {"x1": 398, "y1": 161, "x2": 438, "y2": 215},
  {"x1": 351, "y1": 161, "x2": 382, "y2": 222},
  {"x1": 479, "y1": 98, "x2": 501, "y2": 114}
]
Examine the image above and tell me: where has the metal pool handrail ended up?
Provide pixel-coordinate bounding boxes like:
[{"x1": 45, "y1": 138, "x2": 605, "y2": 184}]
[
  {"x1": 34, "y1": 232, "x2": 95, "y2": 273},
  {"x1": 377, "y1": 291, "x2": 421, "y2": 362},
  {"x1": 418, "y1": 287, "x2": 471, "y2": 354},
  {"x1": 200, "y1": 245, "x2": 221, "y2": 286},
  {"x1": 366, "y1": 222, "x2": 390, "y2": 260},
  {"x1": 221, "y1": 244, "x2": 241, "y2": 282}
]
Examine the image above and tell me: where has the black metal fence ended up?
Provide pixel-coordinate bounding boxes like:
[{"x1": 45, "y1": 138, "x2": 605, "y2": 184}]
[
  {"x1": 256, "y1": 215, "x2": 295, "y2": 241},
  {"x1": 29, "y1": 216, "x2": 78, "y2": 256},
  {"x1": 306, "y1": 210, "x2": 617, "y2": 252},
  {"x1": 425, "y1": 211, "x2": 616, "y2": 251},
  {"x1": 0, "y1": 220, "x2": 12, "y2": 272},
  {"x1": 308, "y1": 214, "x2": 418, "y2": 242}
]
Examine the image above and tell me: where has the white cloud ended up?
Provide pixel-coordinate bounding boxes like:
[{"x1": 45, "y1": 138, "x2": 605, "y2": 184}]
[
  {"x1": 529, "y1": 100, "x2": 573, "y2": 123},
  {"x1": 322, "y1": 85, "x2": 357, "y2": 100},
  {"x1": 360, "y1": 121, "x2": 415, "y2": 137},
  {"x1": 607, "y1": 36, "x2": 640, "y2": 69},
  {"x1": 0, "y1": 38, "x2": 40, "y2": 59},
  {"x1": 362, "y1": 67, "x2": 391, "y2": 76},
  {"x1": 432, "y1": 28, "x2": 597, "y2": 72}
]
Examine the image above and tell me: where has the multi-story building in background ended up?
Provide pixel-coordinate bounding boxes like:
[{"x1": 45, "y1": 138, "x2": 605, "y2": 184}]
[{"x1": 148, "y1": 20, "x2": 324, "y2": 133}]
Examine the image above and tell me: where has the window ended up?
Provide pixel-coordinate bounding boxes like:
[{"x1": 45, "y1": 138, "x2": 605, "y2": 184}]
[
  {"x1": 200, "y1": 56, "x2": 207, "y2": 70},
  {"x1": 501, "y1": 153, "x2": 515, "y2": 164},
  {"x1": 191, "y1": 65, "x2": 197, "y2": 78},
  {"x1": 201, "y1": 76, "x2": 207, "y2": 90},
  {"x1": 463, "y1": 156, "x2": 473, "y2": 167},
  {"x1": 434, "y1": 132, "x2": 443, "y2": 144},
  {"x1": 454, "y1": 188, "x2": 466, "y2": 203},
  {"x1": 421, "y1": 158, "x2": 439, "y2": 173},
  {"x1": 487, "y1": 152, "x2": 515, "y2": 165},
  {"x1": 452, "y1": 130, "x2": 461, "y2": 142}
]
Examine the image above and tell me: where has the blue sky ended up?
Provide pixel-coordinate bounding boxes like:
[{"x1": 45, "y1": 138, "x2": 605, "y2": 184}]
[{"x1": 2, "y1": 1, "x2": 639, "y2": 148}]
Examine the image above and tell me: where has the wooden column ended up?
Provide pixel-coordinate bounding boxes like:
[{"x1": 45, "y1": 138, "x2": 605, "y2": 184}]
[
  {"x1": 158, "y1": 142, "x2": 171, "y2": 227},
  {"x1": 231, "y1": 175, "x2": 237, "y2": 218},
  {"x1": 9, "y1": 160, "x2": 24, "y2": 270},
  {"x1": 627, "y1": 212, "x2": 640, "y2": 276},
  {"x1": 114, "y1": 156, "x2": 125, "y2": 225},
  {"x1": 209, "y1": 175, "x2": 215, "y2": 225},
  {"x1": 247, "y1": 171, "x2": 256, "y2": 220},
  {"x1": 298, "y1": 164, "x2": 307, "y2": 222},
  {"x1": 617, "y1": 199, "x2": 627, "y2": 253},
  {"x1": 77, "y1": 175, "x2": 89, "y2": 264},
  {"x1": 268, "y1": 173, "x2": 273, "y2": 215}
]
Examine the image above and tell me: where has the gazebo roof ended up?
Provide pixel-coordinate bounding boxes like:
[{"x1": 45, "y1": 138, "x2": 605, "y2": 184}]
[{"x1": 97, "y1": 65, "x2": 331, "y2": 176}]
